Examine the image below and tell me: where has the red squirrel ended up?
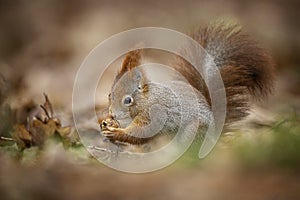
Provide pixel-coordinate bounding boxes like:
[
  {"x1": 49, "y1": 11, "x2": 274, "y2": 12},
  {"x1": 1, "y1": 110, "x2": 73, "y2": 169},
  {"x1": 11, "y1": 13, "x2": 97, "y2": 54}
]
[{"x1": 100, "y1": 22, "x2": 275, "y2": 145}]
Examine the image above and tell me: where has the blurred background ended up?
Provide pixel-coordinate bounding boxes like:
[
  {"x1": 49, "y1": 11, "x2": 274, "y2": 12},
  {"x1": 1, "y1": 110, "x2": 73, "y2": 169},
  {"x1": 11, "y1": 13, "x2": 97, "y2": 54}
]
[{"x1": 0, "y1": 0, "x2": 300, "y2": 199}]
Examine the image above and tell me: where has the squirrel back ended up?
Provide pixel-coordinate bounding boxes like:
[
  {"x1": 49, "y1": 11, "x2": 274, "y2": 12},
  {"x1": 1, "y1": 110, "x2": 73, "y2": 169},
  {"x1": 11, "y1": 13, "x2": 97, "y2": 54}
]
[{"x1": 172, "y1": 22, "x2": 275, "y2": 123}]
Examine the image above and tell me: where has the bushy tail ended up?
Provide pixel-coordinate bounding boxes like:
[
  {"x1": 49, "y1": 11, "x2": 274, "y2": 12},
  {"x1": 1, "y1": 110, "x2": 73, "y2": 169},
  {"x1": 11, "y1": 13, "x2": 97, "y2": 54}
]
[{"x1": 174, "y1": 22, "x2": 275, "y2": 123}]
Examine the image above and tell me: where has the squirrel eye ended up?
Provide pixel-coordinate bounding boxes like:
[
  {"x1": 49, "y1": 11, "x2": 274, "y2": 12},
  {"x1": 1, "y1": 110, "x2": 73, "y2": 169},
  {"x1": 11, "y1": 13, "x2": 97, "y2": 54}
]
[{"x1": 122, "y1": 95, "x2": 134, "y2": 106}]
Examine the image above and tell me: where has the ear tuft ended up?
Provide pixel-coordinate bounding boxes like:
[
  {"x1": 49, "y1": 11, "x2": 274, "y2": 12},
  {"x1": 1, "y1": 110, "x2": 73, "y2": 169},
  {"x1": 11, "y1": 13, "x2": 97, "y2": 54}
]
[{"x1": 116, "y1": 50, "x2": 142, "y2": 80}]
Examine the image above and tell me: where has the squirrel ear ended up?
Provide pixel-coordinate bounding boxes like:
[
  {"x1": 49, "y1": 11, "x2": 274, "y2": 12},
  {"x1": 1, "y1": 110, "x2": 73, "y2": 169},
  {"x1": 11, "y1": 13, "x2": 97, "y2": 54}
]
[
  {"x1": 118, "y1": 50, "x2": 142, "y2": 76},
  {"x1": 113, "y1": 50, "x2": 148, "y2": 90}
]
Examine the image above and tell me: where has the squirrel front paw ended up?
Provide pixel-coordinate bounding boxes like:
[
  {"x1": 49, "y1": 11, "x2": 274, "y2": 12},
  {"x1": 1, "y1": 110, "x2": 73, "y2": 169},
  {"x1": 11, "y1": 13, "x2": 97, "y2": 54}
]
[
  {"x1": 102, "y1": 127, "x2": 124, "y2": 137},
  {"x1": 102, "y1": 127, "x2": 128, "y2": 145},
  {"x1": 99, "y1": 116, "x2": 149, "y2": 145}
]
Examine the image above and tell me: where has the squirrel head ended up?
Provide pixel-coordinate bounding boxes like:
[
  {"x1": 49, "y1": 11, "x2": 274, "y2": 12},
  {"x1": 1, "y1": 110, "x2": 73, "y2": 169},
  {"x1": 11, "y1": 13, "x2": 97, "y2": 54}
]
[{"x1": 108, "y1": 50, "x2": 149, "y2": 128}]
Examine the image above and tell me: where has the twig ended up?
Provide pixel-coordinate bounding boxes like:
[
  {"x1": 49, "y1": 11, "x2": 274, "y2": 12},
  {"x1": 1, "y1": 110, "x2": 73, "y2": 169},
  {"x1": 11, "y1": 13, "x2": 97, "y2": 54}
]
[
  {"x1": 40, "y1": 105, "x2": 50, "y2": 121},
  {"x1": 88, "y1": 145, "x2": 134, "y2": 155},
  {"x1": 88, "y1": 145, "x2": 115, "y2": 153},
  {"x1": 43, "y1": 93, "x2": 53, "y2": 118},
  {"x1": 0, "y1": 136, "x2": 15, "y2": 142}
]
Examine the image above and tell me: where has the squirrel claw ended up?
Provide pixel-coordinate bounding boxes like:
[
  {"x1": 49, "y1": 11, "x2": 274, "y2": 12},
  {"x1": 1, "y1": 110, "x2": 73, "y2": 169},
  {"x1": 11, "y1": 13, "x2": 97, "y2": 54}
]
[
  {"x1": 101, "y1": 130, "x2": 115, "y2": 137},
  {"x1": 101, "y1": 128, "x2": 124, "y2": 139}
]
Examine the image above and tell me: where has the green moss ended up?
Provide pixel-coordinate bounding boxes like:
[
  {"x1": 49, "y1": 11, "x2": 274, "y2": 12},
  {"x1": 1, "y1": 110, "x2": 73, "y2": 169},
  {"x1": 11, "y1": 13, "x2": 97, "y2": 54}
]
[{"x1": 234, "y1": 115, "x2": 300, "y2": 170}]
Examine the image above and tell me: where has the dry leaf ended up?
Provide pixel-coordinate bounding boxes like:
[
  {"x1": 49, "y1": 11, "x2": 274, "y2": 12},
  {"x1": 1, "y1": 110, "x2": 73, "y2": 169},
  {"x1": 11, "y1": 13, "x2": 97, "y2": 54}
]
[
  {"x1": 11, "y1": 125, "x2": 32, "y2": 149},
  {"x1": 9, "y1": 93, "x2": 71, "y2": 149}
]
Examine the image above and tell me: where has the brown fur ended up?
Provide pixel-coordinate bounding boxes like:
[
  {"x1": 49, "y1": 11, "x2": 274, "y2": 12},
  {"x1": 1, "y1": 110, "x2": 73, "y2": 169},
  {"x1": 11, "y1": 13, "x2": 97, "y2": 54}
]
[
  {"x1": 172, "y1": 22, "x2": 275, "y2": 123},
  {"x1": 115, "y1": 50, "x2": 142, "y2": 83}
]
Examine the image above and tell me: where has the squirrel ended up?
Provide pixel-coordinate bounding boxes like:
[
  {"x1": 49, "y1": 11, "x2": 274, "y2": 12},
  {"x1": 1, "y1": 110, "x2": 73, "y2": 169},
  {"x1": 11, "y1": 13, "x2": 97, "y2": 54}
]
[{"x1": 100, "y1": 22, "x2": 275, "y2": 146}]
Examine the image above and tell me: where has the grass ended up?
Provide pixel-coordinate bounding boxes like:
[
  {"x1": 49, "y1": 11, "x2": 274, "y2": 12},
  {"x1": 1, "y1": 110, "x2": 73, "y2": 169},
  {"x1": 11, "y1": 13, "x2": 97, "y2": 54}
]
[{"x1": 233, "y1": 114, "x2": 300, "y2": 170}]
